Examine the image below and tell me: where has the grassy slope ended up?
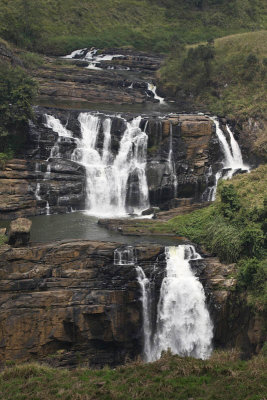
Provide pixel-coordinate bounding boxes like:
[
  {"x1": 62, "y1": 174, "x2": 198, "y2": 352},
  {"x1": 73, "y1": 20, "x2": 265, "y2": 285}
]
[
  {"x1": 0, "y1": 0, "x2": 266, "y2": 54},
  {"x1": 149, "y1": 165, "x2": 267, "y2": 236},
  {"x1": 159, "y1": 31, "x2": 267, "y2": 119},
  {"x1": 0, "y1": 351, "x2": 266, "y2": 400}
]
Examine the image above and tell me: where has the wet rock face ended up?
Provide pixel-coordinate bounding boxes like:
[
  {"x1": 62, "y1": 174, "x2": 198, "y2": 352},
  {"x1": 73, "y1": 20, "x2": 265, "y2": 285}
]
[
  {"x1": 33, "y1": 49, "x2": 164, "y2": 108},
  {"x1": 0, "y1": 240, "x2": 263, "y2": 367},
  {"x1": 145, "y1": 115, "x2": 219, "y2": 206},
  {"x1": 0, "y1": 158, "x2": 86, "y2": 220},
  {"x1": 0, "y1": 240, "x2": 164, "y2": 367},
  {"x1": 194, "y1": 256, "x2": 266, "y2": 357},
  {"x1": 0, "y1": 109, "x2": 221, "y2": 220}
]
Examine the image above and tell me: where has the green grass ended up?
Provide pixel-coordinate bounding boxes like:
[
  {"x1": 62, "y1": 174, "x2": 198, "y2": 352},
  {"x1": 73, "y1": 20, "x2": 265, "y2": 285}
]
[
  {"x1": 142, "y1": 165, "x2": 267, "y2": 254},
  {"x1": 0, "y1": 234, "x2": 7, "y2": 245},
  {"x1": 0, "y1": 0, "x2": 266, "y2": 54},
  {"x1": 0, "y1": 351, "x2": 266, "y2": 400},
  {"x1": 159, "y1": 31, "x2": 267, "y2": 135}
]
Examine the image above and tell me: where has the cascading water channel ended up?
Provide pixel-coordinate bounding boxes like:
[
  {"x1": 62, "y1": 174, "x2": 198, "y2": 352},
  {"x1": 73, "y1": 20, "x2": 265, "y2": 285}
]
[
  {"x1": 135, "y1": 245, "x2": 213, "y2": 362},
  {"x1": 72, "y1": 113, "x2": 149, "y2": 217}
]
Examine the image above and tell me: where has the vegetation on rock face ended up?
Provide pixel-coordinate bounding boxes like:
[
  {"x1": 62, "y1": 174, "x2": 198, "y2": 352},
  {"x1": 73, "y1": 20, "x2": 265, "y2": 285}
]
[
  {"x1": 144, "y1": 165, "x2": 267, "y2": 310},
  {"x1": 159, "y1": 31, "x2": 267, "y2": 122},
  {"x1": 0, "y1": 0, "x2": 266, "y2": 55},
  {"x1": 0, "y1": 351, "x2": 266, "y2": 400},
  {"x1": 0, "y1": 63, "x2": 37, "y2": 156}
]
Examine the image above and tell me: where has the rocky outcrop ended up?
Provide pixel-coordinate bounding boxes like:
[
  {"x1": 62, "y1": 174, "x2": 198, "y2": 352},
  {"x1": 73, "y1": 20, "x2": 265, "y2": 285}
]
[
  {"x1": 196, "y1": 256, "x2": 266, "y2": 357},
  {"x1": 0, "y1": 109, "x2": 222, "y2": 220},
  {"x1": 0, "y1": 240, "x2": 264, "y2": 367},
  {"x1": 33, "y1": 49, "x2": 163, "y2": 108},
  {"x1": 0, "y1": 240, "x2": 164, "y2": 367},
  {"x1": 8, "y1": 218, "x2": 32, "y2": 246},
  {"x1": 0, "y1": 41, "x2": 23, "y2": 67},
  {"x1": 0, "y1": 158, "x2": 85, "y2": 220},
  {"x1": 236, "y1": 118, "x2": 267, "y2": 165},
  {"x1": 145, "y1": 114, "x2": 220, "y2": 206}
]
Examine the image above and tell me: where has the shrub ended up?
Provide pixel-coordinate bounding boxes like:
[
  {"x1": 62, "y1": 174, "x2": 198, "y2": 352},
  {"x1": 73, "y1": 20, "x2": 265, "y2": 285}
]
[
  {"x1": 204, "y1": 217, "x2": 242, "y2": 262},
  {"x1": 0, "y1": 150, "x2": 14, "y2": 169},
  {"x1": 237, "y1": 258, "x2": 266, "y2": 291},
  {"x1": 0, "y1": 64, "x2": 37, "y2": 154},
  {"x1": 241, "y1": 224, "x2": 265, "y2": 258},
  {"x1": 219, "y1": 184, "x2": 241, "y2": 219}
]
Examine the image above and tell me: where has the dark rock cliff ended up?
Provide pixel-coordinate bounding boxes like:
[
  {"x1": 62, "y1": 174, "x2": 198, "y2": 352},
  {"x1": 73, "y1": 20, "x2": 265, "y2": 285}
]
[
  {"x1": 0, "y1": 240, "x2": 264, "y2": 367},
  {"x1": 0, "y1": 109, "x2": 223, "y2": 220}
]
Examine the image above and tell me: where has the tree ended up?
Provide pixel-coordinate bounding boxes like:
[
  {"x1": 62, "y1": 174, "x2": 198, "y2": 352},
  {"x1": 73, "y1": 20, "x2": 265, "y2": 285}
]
[{"x1": 0, "y1": 64, "x2": 37, "y2": 153}]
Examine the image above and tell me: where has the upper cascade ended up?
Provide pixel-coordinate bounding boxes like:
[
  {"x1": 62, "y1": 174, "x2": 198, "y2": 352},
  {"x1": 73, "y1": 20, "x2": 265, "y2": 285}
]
[
  {"x1": 63, "y1": 47, "x2": 126, "y2": 70},
  {"x1": 203, "y1": 117, "x2": 249, "y2": 201},
  {"x1": 71, "y1": 113, "x2": 149, "y2": 217},
  {"x1": 212, "y1": 117, "x2": 249, "y2": 178}
]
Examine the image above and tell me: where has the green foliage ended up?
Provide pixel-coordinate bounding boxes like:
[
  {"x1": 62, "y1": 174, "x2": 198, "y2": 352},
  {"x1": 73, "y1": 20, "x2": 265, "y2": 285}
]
[
  {"x1": 19, "y1": 51, "x2": 44, "y2": 69},
  {"x1": 237, "y1": 258, "x2": 266, "y2": 290},
  {"x1": 0, "y1": 234, "x2": 7, "y2": 245},
  {"x1": 0, "y1": 0, "x2": 266, "y2": 54},
  {"x1": 160, "y1": 31, "x2": 267, "y2": 121},
  {"x1": 0, "y1": 150, "x2": 14, "y2": 169},
  {"x1": 219, "y1": 184, "x2": 241, "y2": 219},
  {"x1": 204, "y1": 216, "x2": 243, "y2": 262},
  {"x1": 241, "y1": 224, "x2": 265, "y2": 258},
  {"x1": 0, "y1": 64, "x2": 37, "y2": 154}
]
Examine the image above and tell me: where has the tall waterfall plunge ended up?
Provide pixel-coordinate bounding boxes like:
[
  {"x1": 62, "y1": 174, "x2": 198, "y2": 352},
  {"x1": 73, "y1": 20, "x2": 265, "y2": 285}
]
[
  {"x1": 135, "y1": 245, "x2": 213, "y2": 362},
  {"x1": 71, "y1": 113, "x2": 149, "y2": 217}
]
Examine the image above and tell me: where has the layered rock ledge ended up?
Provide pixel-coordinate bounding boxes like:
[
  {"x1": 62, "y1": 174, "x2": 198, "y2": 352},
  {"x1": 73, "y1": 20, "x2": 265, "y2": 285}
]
[{"x1": 0, "y1": 240, "x2": 263, "y2": 368}]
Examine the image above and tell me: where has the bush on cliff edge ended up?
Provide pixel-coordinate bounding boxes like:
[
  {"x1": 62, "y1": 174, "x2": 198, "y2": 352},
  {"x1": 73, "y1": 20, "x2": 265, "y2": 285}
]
[{"x1": 0, "y1": 63, "x2": 37, "y2": 157}]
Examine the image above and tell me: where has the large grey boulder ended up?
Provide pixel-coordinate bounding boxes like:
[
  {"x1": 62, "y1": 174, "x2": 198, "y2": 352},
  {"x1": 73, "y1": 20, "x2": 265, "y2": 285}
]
[{"x1": 8, "y1": 218, "x2": 32, "y2": 247}]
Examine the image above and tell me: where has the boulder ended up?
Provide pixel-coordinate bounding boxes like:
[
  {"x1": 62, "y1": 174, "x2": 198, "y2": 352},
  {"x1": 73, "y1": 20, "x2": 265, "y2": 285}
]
[
  {"x1": 8, "y1": 218, "x2": 32, "y2": 247},
  {"x1": 142, "y1": 207, "x2": 160, "y2": 216}
]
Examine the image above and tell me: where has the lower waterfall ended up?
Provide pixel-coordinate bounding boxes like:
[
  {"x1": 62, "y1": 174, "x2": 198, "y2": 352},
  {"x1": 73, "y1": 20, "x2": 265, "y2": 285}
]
[{"x1": 136, "y1": 245, "x2": 213, "y2": 362}]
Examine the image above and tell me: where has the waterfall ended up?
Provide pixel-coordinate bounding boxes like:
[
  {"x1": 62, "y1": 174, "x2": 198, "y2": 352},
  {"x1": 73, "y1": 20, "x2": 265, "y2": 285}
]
[
  {"x1": 136, "y1": 245, "x2": 213, "y2": 362},
  {"x1": 135, "y1": 266, "x2": 153, "y2": 362},
  {"x1": 168, "y1": 122, "x2": 178, "y2": 197},
  {"x1": 204, "y1": 117, "x2": 249, "y2": 201},
  {"x1": 212, "y1": 117, "x2": 249, "y2": 178},
  {"x1": 72, "y1": 112, "x2": 149, "y2": 217},
  {"x1": 63, "y1": 47, "x2": 124, "y2": 70},
  {"x1": 114, "y1": 246, "x2": 136, "y2": 265},
  {"x1": 150, "y1": 245, "x2": 213, "y2": 361},
  {"x1": 44, "y1": 114, "x2": 73, "y2": 160},
  {"x1": 147, "y1": 83, "x2": 166, "y2": 104}
]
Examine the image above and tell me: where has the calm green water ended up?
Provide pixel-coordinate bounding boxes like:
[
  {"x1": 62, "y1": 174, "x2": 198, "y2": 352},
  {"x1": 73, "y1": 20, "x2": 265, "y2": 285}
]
[{"x1": 0, "y1": 212, "x2": 180, "y2": 246}]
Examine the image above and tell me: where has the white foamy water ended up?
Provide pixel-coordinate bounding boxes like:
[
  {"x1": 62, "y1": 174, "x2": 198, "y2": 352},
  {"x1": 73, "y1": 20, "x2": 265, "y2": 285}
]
[
  {"x1": 212, "y1": 117, "x2": 249, "y2": 178},
  {"x1": 136, "y1": 245, "x2": 213, "y2": 362},
  {"x1": 147, "y1": 83, "x2": 166, "y2": 104},
  {"x1": 204, "y1": 117, "x2": 249, "y2": 201},
  {"x1": 44, "y1": 114, "x2": 74, "y2": 160},
  {"x1": 136, "y1": 265, "x2": 153, "y2": 362},
  {"x1": 168, "y1": 122, "x2": 178, "y2": 197},
  {"x1": 63, "y1": 47, "x2": 124, "y2": 70},
  {"x1": 71, "y1": 113, "x2": 149, "y2": 217}
]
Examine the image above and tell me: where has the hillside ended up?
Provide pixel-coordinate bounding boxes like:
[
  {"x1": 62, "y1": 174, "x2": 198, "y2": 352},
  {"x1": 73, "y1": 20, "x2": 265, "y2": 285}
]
[
  {"x1": 0, "y1": 0, "x2": 266, "y2": 55},
  {"x1": 159, "y1": 30, "x2": 267, "y2": 160}
]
